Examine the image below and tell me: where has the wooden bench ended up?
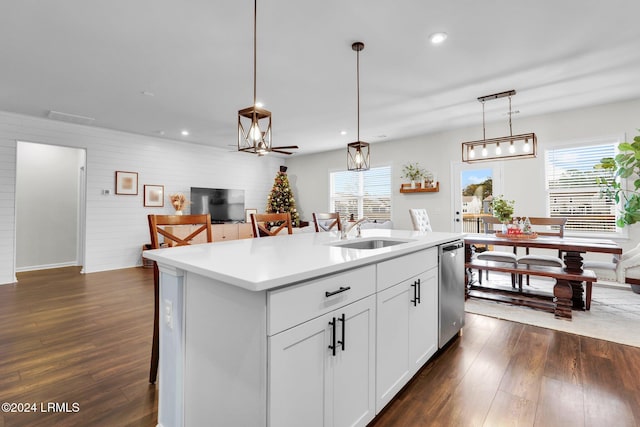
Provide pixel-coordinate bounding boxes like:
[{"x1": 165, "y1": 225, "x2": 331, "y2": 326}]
[{"x1": 466, "y1": 260, "x2": 597, "y2": 319}]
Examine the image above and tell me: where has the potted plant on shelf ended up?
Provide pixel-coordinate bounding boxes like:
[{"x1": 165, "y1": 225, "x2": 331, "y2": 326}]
[
  {"x1": 402, "y1": 162, "x2": 424, "y2": 189},
  {"x1": 595, "y1": 131, "x2": 640, "y2": 227},
  {"x1": 492, "y1": 195, "x2": 515, "y2": 233}
]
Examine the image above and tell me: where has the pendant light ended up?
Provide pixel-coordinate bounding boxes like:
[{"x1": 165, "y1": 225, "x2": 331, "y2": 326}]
[
  {"x1": 347, "y1": 41, "x2": 370, "y2": 171},
  {"x1": 461, "y1": 89, "x2": 537, "y2": 162},
  {"x1": 238, "y1": 0, "x2": 298, "y2": 156}
]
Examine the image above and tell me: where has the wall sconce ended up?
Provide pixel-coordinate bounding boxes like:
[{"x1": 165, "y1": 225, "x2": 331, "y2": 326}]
[{"x1": 461, "y1": 90, "x2": 537, "y2": 162}]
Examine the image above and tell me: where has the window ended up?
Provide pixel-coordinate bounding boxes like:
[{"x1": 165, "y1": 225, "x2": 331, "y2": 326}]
[
  {"x1": 545, "y1": 141, "x2": 618, "y2": 234},
  {"x1": 330, "y1": 166, "x2": 391, "y2": 222}
]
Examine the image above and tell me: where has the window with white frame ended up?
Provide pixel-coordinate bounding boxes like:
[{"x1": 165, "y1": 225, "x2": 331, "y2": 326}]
[
  {"x1": 330, "y1": 166, "x2": 391, "y2": 222},
  {"x1": 545, "y1": 141, "x2": 618, "y2": 234}
]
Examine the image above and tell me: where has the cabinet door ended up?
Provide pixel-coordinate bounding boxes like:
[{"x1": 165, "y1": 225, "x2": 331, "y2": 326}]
[
  {"x1": 376, "y1": 281, "x2": 411, "y2": 412},
  {"x1": 269, "y1": 313, "x2": 330, "y2": 427},
  {"x1": 409, "y1": 268, "x2": 438, "y2": 372},
  {"x1": 212, "y1": 224, "x2": 239, "y2": 241},
  {"x1": 238, "y1": 223, "x2": 254, "y2": 239},
  {"x1": 330, "y1": 295, "x2": 376, "y2": 427}
]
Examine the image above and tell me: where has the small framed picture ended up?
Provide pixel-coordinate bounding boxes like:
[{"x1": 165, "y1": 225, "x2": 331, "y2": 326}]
[
  {"x1": 245, "y1": 208, "x2": 257, "y2": 223},
  {"x1": 144, "y1": 185, "x2": 164, "y2": 207},
  {"x1": 115, "y1": 171, "x2": 138, "y2": 195}
]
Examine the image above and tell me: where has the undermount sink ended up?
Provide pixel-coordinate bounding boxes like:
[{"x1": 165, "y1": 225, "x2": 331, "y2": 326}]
[{"x1": 330, "y1": 238, "x2": 413, "y2": 250}]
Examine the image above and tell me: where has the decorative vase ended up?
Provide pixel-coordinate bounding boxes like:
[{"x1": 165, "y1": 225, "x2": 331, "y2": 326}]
[
  {"x1": 175, "y1": 210, "x2": 183, "y2": 215},
  {"x1": 421, "y1": 178, "x2": 427, "y2": 188},
  {"x1": 410, "y1": 180, "x2": 416, "y2": 189},
  {"x1": 501, "y1": 223, "x2": 508, "y2": 234}
]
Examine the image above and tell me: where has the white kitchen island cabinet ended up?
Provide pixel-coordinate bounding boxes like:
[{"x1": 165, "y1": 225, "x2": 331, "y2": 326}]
[{"x1": 143, "y1": 229, "x2": 462, "y2": 427}]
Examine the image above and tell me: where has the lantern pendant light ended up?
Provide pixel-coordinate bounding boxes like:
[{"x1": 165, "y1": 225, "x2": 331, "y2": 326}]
[
  {"x1": 347, "y1": 41, "x2": 370, "y2": 171},
  {"x1": 237, "y1": 0, "x2": 298, "y2": 156}
]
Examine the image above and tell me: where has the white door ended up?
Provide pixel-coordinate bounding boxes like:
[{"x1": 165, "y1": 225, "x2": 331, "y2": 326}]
[
  {"x1": 408, "y1": 268, "x2": 438, "y2": 371},
  {"x1": 331, "y1": 295, "x2": 376, "y2": 427},
  {"x1": 269, "y1": 313, "x2": 331, "y2": 427},
  {"x1": 376, "y1": 280, "x2": 411, "y2": 412},
  {"x1": 450, "y1": 161, "x2": 504, "y2": 232}
]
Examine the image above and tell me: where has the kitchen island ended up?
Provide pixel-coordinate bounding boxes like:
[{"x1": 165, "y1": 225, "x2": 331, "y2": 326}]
[{"x1": 144, "y1": 229, "x2": 463, "y2": 427}]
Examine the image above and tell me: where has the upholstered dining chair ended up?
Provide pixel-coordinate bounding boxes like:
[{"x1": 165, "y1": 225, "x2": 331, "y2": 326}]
[
  {"x1": 250, "y1": 212, "x2": 293, "y2": 237},
  {"x1": 409, "y1": 208, "x2": 433, "y2": 232},
  {"x1": 312, "y1": 212, "x2": 342, "y2": 232},
  {"x1": 146, "y1": 213, "x2": 213, "y2": 384}
]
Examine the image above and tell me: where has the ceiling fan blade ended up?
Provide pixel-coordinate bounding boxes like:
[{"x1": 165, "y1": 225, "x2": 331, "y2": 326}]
[{"x1": 271, "y1": 145, "x2": 299, "y2": 149}]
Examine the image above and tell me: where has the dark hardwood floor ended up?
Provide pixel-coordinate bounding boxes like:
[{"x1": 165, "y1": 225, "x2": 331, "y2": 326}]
[{"x1": 1, "y1": 267, "x2": 639, "y2": 426}]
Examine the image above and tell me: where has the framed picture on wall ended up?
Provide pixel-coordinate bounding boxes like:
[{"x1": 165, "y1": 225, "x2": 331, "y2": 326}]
[
  {"x1": 245, "y1": 208, "x2": 257, "y2": 223},
  {"x1": 144, "y1": 185, "x2": 164, "y2": 207},
  {"x1": 115, "y1": 171, "x2": 138, "y2": 195}
]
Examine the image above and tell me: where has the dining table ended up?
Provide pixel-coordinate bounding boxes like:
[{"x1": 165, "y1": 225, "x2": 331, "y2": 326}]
[{"x1": 464, "y1": 233, "x2": 622, "y2": 314}]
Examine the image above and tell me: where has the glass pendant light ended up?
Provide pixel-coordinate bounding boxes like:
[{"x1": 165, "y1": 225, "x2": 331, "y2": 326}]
[{"x1": 347, "y1": 42, "x2": 370, "y2": 171}]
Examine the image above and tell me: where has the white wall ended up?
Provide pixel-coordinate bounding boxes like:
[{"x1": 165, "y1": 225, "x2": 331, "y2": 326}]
[
  {"x1": 0, "y1": 111, "x2": 284, "y2": 285},
  {"x1": 285, "y1": 98, "x2": 640, "y2": 252},
  {"x1": 16, "y1": 142, "x2": 84, "y2": 270}
]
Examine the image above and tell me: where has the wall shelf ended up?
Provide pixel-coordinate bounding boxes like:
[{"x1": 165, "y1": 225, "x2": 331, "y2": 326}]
[{"x1": 399, "y1": 182, "x2": 439, "y2": 193}]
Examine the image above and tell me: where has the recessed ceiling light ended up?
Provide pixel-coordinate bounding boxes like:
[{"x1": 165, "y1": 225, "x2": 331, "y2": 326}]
[
  {"x1": 429, "y1": 32, "x2": 447, "y2": 45},
  {"x1": 340, "y1": 130, "x2": 347, "y2": 135},
  {"x1": 141, "y1": 91, "x2": 155, "y2": 97},
  {"x1": 181, "y1": 130, "x2": 190, "y2": 136}
]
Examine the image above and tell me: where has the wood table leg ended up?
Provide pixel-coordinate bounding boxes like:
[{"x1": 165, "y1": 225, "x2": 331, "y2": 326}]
[
  {"x1": 553, "y1": 279, "x2": 573, "y2": 320},
  {"x1": 563, "y1": 251, "x2": 586, "y2": 310}
]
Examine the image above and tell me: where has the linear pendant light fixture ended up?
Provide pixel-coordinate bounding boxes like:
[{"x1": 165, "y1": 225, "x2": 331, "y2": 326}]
[
  {"x1": 237, "y1": 0, "x2": 298, "y2": 156},
  {"x1": 461, "y1": 89, "x2": 537, "y2": 162},
  {"x1": 347, "y1": 41, "x2": 370, "y2": 171}
]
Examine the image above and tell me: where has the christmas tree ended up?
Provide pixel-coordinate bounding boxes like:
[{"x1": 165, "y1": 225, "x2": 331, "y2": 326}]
[{"x1": 266, "y1": 166, "x2": 300, "y2": 226}]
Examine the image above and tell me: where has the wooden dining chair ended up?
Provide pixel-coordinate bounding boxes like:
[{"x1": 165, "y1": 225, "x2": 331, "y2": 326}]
[
  {"x1": 146, "y1": 213, "x2": 213, "y2": 384},
  {"x1": 312, "y1": 212, "x2": 342, "y2": 232},
  {"x1": 517, "y1": 217, "x2": 567, "y2": 286},
  {"x1": 250, "y1": 212, "x2": 293, "y2": 237},
  {"x1": 476, "y1": 216, "x2": 517, "y2": 286}
]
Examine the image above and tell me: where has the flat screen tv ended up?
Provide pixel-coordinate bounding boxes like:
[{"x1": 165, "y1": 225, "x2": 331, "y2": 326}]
[{"x1": 190, "y1": 187, "x2": 245, "y2": 223}]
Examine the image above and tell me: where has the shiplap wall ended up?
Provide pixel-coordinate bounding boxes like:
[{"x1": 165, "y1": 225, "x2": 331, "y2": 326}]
[{"x1": 0, "y1": 111, "x2": 284, "y2": 284}]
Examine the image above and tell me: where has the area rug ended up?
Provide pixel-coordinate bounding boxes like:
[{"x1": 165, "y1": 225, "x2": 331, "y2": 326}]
[{"x1": 465, "y1": 280, "x2": 640, "y2": 348}]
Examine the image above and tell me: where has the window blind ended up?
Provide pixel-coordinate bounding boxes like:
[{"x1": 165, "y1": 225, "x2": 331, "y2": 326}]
[
  {"x1": 545, "y1": 143, "x2": 617, "y2": 233},
  {"x1": 330, "y1": 166, "x2": 391, "y2": 222}
]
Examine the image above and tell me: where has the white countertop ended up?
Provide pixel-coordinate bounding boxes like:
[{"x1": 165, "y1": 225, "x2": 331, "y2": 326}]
[{"x1": 143, "y1": 229, "x2": 463, "y2": 291}]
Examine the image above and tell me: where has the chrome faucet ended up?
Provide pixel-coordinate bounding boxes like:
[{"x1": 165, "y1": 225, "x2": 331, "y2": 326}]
[{"x1": 341, "y1": 217, "x2": 369, "y2": 239}]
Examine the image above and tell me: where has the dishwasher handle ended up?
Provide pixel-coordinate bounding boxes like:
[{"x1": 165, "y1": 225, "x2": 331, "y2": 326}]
[{"x1": 441, "y1": 241, "x2": 464, "y2": 252}]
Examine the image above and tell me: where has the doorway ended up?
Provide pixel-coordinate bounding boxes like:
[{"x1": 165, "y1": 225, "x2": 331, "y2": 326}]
[
  {"x1": 451, "y1": 161, "x2": 503, "y2": 232},
  {"x1": 15, "y1": 141, "x2": 86, "y2": 272}
]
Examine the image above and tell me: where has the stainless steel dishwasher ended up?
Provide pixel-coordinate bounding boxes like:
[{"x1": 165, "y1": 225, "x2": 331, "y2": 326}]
[{"x1": 439, "y1": 240, "x2": 465, "y2": 347}]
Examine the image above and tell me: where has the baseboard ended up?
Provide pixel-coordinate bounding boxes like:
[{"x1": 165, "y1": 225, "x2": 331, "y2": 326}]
[{"x1": 15, "y1": 261, "x2": 78, "y2": 273}]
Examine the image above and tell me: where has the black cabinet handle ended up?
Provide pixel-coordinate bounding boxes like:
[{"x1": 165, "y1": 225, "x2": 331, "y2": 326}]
[
  {"x1": 410, "y1": 278, "x2": 421, "y2": 306},
  {"x1": 325, "y1": 286, "x2": 351, "y2": 298},
  {"x1": 416, "y1": 278, "x2": 421, "y2": 304},
  {"x1": 328, "y1": 317, "x2": 336, "y2": 356},
  {"x1": 337, "y1": 313, "x2": 345, "y2": 351},
  {"x1": 410, "y1": 281, "x2": 418, "y2": 306}
]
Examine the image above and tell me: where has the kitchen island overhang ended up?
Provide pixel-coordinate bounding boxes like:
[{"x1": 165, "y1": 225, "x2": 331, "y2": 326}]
[{"x1": 144, "y1": 229, "x2": 464, "y2": 291}]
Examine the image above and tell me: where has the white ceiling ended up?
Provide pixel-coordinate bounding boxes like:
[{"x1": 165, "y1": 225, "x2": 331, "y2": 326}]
[{"x1": 2, "y1": 0, "x2": 640, "y2": 156}]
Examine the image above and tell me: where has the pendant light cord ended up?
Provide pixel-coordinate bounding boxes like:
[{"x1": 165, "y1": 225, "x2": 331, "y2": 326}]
[
  {"x1": 253, "y1": 0, "x2": 257, "y2": 107},
  {"x1": 356, "y1": 46, "x2": 360, "y2": 142}
]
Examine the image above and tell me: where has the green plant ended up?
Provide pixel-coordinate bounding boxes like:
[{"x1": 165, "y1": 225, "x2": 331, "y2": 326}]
[
  {"x1": 492, "y1": 195, "x2": 515, "y2": 223},
  {"x1": 595, "y1": 131, "x2": 640, "y2": 227},
  {"x1": 401, "y1": 162, "x2": 424, "y2": 181}
]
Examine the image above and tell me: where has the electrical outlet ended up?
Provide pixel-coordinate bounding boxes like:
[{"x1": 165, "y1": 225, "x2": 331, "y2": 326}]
[
  {"x1": 164, "y1": 299, "x2": 173, "y2": 330},
  {"x1": 102, "y1": 189, "x2": 111, "y2": 195}
]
